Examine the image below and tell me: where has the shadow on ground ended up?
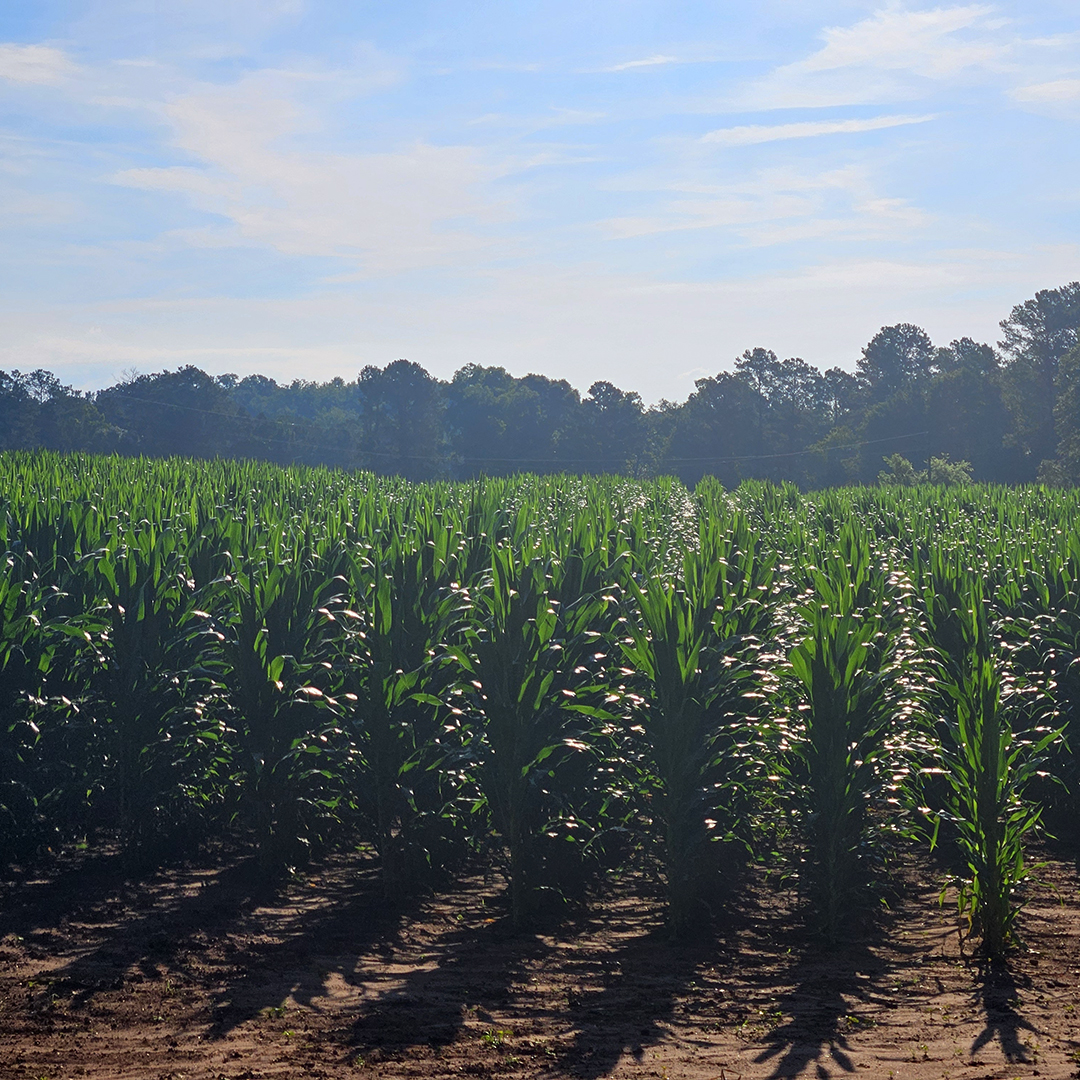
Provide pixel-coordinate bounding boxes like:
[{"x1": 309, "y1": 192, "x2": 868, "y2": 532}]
[
  {"x1": 752, "y1": 939, "x2": 897, "y2": 1080},
  {"x1": 555, "y1": 923, "x2": 707, "y2": 1078},
  {"x1": 969, "y1": 960, "x2": 1036, "y2": 1064},
  {"x1": 342, "y1": 875, "x2": 711, "y2": 1073},
  {"x1": 750, "y1": 890, "x2": 922, "y2": 1080},
  {"x1": 345, "y1": 908, "x2": 556, "y2": 1058},
  {"x1": 553, "y1": 866, "x2": 755, "y2": 1080},
  {"x1": 1, "y1": 843, "x2": 414, "y2": 1037}
]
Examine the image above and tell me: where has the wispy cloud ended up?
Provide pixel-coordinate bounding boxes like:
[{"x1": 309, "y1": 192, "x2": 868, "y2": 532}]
[
  {"x1": 0, "y1": 43, "x2": 78, "y2": 85},
  {"x1": 701, "y1": 113, "x2": 936, "y2": 146},
  {"x1": 1011, "y1": 77, "x2": 1080, "y2": 102},
  {"x1": 1009, "y1": 74, "x2": 1080, "y2": 117},
  {"x1": 2, "y1": 3, "x2": 1079, "y2": 403},
  {"x1": 469, "y1": 106, "x2": 606, "y2": 127},
  {"x1": 736, "y1": 5, "x2": 1008, "y2": 109},
  {"x1": 603, "y1": 164, "x2": 931, "y2": 244},
  {"x1": 601, "y1": 54, "x2": 680, "y2": 72},
  {"x1": 796, "y1": 5, "x2": 1001, "y2": 77},
  {"x1": 111, "y1": 67, "x2": 510, "y2": 274},
  {"x1": 12, "y1": 244, "x2": 1080, "y2": 403}
]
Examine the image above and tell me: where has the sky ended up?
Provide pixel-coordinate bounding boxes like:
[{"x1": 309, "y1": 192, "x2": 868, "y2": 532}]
[{"x1": 1, "y1": 1, "x2": 1078, "y2": 403}]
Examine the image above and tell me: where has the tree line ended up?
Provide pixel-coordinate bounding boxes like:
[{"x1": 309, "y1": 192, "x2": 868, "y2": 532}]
[{"x1": 4, "y1": 281, "x2": 1080, "y2": 486}]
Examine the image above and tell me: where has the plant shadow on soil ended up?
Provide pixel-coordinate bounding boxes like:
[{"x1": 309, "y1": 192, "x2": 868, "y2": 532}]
[
  {"x1": 0, "y1": 847, "x2": 132, "y2": 942},
  {"x1": 749, "y1": 873, "x2": 922, "y2": 1080},
  {"x1": 344, "y1": 869, "x2": 725, "y2": 1075},
  {"x1": 201, "y1": 857, "x2": 416, "y2": 1039},
  {"x1": 968, "y1": 959, "x2": 1036, "y2": 1064},
  {"x1": 554, "y1": 915, "x2": 715, "y2": 1079},
  {"x1": 0, "y1": 842, "x2": 417, "y2": 1033},
  {"x1": 751, "y1": 937, "x2": 900, "y2": 1080},
  {"x1": 2, "y1": 841, "x2": 1069, "y2": 1078},
  {"x1": 345, "y1": 901, "x2": 555, "y2": 1058},
  {"x1": 552, "y1": 857, "x2": 757, "y2": 1079}
]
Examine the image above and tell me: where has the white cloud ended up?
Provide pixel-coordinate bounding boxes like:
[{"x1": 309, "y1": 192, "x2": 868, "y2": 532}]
[
  {"x1": 603, "y1": 163, "x2": 931, "y2": 245},
  {"x1": 602, "y1": 54, "x2": 680, "y2": 73},
  {"x1": 0, "y1": 192, "x2": 79, "y2": 223},
  {"x1": 738, "y1": 5, "x2": 1009, "y2": 109},
  {"x1": 746, "y1": 197, "x2": 931, "y2": 246},
  {"x1": 605, "y1": 195, "x2": 810, "y2": 240},
  {"x1": 111, "y1": 66, "x2": 508, "y2": 273},
  {"x1": 701, "y1": 113, "x2": 936, "y2": 146},
  {"x1": 1011, "y1": 77, "x2": 1080, "y2": 102},
  {"x1": 4, "y1": 5, "x2": 1078, "y2": 409},
  {"x1": 798, "y1": 5, "x2": 1001, "y2": 77},
  {"x1": 0, "y1": 43, "x2": 78, "y2": 85},
  {"x1": 116, "y1": 165, "x2": 238, "y2": 202}
]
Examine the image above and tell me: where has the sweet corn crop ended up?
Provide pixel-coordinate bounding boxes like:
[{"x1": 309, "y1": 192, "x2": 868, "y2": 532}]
[{"x1": 1, "y1": 451, "x2": 1076, "y2": 955}]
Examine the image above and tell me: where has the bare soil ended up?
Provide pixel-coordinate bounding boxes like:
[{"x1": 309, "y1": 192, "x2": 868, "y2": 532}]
[{"x1": 2, "y1": 843, "x2": 1079, "y2": 1080}]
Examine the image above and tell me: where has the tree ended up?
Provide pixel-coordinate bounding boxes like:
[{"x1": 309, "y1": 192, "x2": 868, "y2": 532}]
[
  {"x1": 0, "y1": 371, "x2": 43, "y2": 449},
  {"x1": 446, "y1": 365, "x2": 581, "y2": 476},
  {"x1": 734, "y1": 347, "x2": 784, "y2": 402},
  {"x1": 878, "y1": 453, "x2": 923, "y2": 486},
  {"x1": 665, "y1": 372, "x2": 766, "y2": 487},
  {"x1": 229, "y1": 374, "x2": 282, "y2": 418},
  {"x1": 731, "y1": 349, "x2": 778, "y2": 461},
  {"x1": 1050, "y1": 344, "x2": 1080, "y2": 483},
  {"x1": 730, "y1": 349, "x2": 836, "y2": 483},
  {"x1": 999, "y1": 282, "x2": 1080, "y2": 378},
  {"x1": 927, "y1": 455, "x2": 973, "y2": 486},
  {"x1": 857, "y1": 324, "x2": 935, "y2": 403},
  {"x1": 822, "y1": 367, "x2": 860, "y2": 425},
  {"x1": 878, "y1": 453, "x2": 972, "y2": 486},
  {"x1": 855, "y1": 385, "x2": 928, "y2": 483},
  {"x1": 934, "y1": 337, "x2": 997, "y2": 377},
  {"x1": 999, "y1": 282, "x2": 1080, "y2": 473},
  {"x1": 96, "y1": 366, "x2": 239, "y2": 459},
  {"x1": 926, "y1": 339, "x2": 1017, "y2": 481},
  {"x1": 357, "y1": 360, "x2": 448, "y2": 480},
  {"x1": 519, "y1": 373, "x2": 582, "y2": 470},
  {"x1": 567, "y1": 380, "x2": 647, "y2": 474},
  {"x1": 0, "y1": 370, "x2": 117, "y2": 454}
]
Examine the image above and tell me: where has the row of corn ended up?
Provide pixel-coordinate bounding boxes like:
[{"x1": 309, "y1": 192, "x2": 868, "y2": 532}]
[{"x1": 2, "y1": 452, "x2": 1078, "y2": 957}]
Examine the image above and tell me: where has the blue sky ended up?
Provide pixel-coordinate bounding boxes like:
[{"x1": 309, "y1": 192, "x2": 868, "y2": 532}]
[{"x1": 1, "y1": 1, "x2": 1078, "y2": 401}]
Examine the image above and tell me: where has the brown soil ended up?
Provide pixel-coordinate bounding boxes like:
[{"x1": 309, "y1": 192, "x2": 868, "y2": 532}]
[{"x1": 2, "y1": 844, "x2": 1079, "y2": 1080}]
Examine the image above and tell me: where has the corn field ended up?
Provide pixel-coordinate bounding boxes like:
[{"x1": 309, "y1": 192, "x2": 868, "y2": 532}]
[{"x1": 1, "y1": 451, "x2": 1077, "y2": 958}]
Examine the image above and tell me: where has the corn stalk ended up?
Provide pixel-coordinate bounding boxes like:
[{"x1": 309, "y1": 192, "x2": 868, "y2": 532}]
[
  {"x1": 620, "y1": 517, "x2": 773, "y2": 935},
  {"x1": 921, "y1": 569, "x2": 1060, "y2": 959},
  {"x1": 784, "y1": 529, "x2": 902, "y2": 945}
]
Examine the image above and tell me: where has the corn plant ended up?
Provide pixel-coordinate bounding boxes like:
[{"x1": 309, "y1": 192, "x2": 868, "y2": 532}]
[
  {"x1": 619, "y1": 516, "x2": 773, "y2": 935},
  {"x1": 921, "y1": 569, "x2": 1060, "y2": 959},
  {"x1": 196, "y1": 521, "x2": 347, "y2": 874},
  {"x1": 1018, "y1": 540, "x2": 1080, "y2": 827},
  {"x1": 451, "y1": 542, "x2": 610, "y2": 929},
  {"x1": 0, "y1": 553, "x2": 55, "y2": 862},
  {"x1": 75, "y1": 518, "x2": 197, "y2": 848},
  {"x1": 5, "y1": 446, "x2": 1080, "y2": 931},
  {"x1": 0, "y1": 498, "x2": 111, "y2": 859},
  {"x1": 783, "y1": 528, "x2": 903, "y2": 945},
  {"x1": 336, "y1": 520, "x2": 471, "y2": 899}
]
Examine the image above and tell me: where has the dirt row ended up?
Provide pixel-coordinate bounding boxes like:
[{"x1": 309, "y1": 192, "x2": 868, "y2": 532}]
[{"x1": 2, "y1": 844, "x2": 1079, "y2": 1080}]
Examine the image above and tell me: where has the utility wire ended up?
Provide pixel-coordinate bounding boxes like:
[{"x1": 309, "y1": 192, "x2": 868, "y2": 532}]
[{"x1": 96, "y1": 390, "x2": 930, "y2": 467}]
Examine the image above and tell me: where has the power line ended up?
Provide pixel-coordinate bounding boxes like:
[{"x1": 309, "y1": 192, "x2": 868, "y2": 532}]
[
  {"x1": 96, "y1": 389, "x2": 930, "y2": 467},
  {"x1": 461, "y1": 430, "x2": 930, "y2": 466}
]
